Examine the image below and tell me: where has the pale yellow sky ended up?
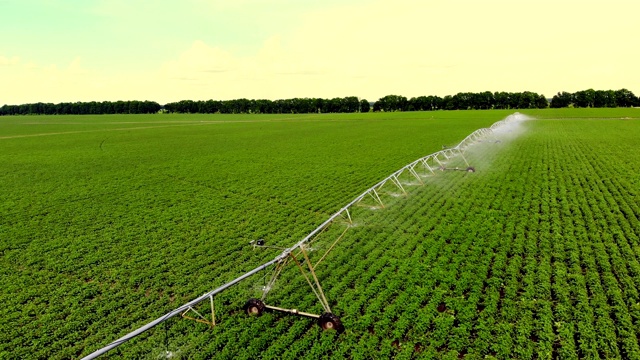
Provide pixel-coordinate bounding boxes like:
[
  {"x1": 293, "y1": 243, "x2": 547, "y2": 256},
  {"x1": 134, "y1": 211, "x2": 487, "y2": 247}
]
[{"x1": 1, "y1": 0, "x2": 638, "y2": 104}]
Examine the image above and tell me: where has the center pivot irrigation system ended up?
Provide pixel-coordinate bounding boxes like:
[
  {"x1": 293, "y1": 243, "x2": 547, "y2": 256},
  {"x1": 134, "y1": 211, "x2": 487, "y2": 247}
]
[{"x1": 82, "y1": 113, "x2": 526, "y2": 359}]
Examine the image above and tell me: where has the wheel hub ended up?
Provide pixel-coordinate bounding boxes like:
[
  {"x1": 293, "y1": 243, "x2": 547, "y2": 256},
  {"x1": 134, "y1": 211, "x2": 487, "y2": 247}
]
[{"x1": 324, "y1": 321, "x2": 334, "y2": 329}]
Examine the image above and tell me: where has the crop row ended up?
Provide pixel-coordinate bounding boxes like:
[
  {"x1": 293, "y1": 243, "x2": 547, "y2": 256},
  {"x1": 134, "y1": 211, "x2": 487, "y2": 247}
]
[
  {"x1": 134, "y1": 117, "x2": 640, "y2": 359},
  {"x1": 3, "y1": 112, "x2": 639, "y2": 359}
]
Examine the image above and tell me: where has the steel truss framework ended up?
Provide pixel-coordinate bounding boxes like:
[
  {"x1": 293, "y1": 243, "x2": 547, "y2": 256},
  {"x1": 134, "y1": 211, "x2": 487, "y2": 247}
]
[{"x1": 82, "y1": 113, "x2": 526, "y2": 359}]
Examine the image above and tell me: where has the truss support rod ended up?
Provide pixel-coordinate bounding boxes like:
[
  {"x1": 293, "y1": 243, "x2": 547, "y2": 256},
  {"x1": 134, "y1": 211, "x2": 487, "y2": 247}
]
[
  {"x1": 375, "y1": 179, "x2": 387, "y2": 192},
  {"x1": 210, "y1": 295, "x2": 215, "y2": 327},
  {"x1": 390, "y1": 175, "x2": 407, "y2": 194},
  {"x1": 458, "y1": 149, "x2": 470, "y2": 166},
  {"x1": 262, "y1": 258, "x2": 288, "y2": 300},
  {"x1": 313, "y1": 226, "x2": 350, "y2": 270},
  {"x1": 408, "y1": 167, "x2": 424, "y2": 184},
  {"x1": 421, "y1": 159, "x2": 435, "y2": 175},
  {"x1": 344, "y1": 208, "x2": 352, "y2": 224},
  {"x1": 300, "y1": 246, "x2": 332, "y2": 314},
  {"x1": 289, "y1": 251, "x2": 330, "y2": 313},
  {"x1": 369, "y1": 189, "x2": 384, "y2": 208},
  {"x1": 181, "y1": 306, "x2": 211, "y2": 326}
]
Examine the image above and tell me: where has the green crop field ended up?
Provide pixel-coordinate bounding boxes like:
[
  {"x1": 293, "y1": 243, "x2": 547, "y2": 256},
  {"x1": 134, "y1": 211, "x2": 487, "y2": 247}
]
[{"x1": 1, "y1": 109, "x2": 639, "y2": 359}]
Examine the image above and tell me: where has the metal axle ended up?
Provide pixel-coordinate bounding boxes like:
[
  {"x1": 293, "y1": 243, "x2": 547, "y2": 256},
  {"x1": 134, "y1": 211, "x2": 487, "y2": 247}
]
[{"x1": 264, "y1": 304, "x2": 320, "y2": 319}]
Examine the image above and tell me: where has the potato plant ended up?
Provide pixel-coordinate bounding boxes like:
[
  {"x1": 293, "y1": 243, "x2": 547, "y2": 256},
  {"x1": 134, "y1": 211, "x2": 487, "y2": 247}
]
[{"x1": 1, "y1": 109, "x2": 639, "y2": 359}]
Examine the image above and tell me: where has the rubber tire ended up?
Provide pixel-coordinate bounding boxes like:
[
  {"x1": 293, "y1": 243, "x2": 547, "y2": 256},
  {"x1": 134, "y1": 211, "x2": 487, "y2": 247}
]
[
  {"x1": 244, "y1": 298, "x2": 266, "y2": 316},
  {"x1": 466, "y1": 166, "x2": 476, "y2": 172},
  {"x1": 317, "y1": 313, "x2": 345, "y2": 333}
]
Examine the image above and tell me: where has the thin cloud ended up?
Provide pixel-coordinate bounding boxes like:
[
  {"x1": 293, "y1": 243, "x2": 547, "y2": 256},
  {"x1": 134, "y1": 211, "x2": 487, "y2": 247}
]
[
  {"x1": 0, "y1": 56, "x2": 20, "y2": 66},
  {"x1": 1, "y1": 0, "x2": 639, "y2": 104}
]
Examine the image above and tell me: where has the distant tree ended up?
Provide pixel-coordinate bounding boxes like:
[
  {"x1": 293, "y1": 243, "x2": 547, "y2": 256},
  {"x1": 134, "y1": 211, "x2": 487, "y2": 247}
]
[
  {"x1": 398, "y1": 96, "x2": 408, "y2": 111},
  {"x1": 550, "y1": 92, "x2": 572, "y2": 108},
  {"x1": 373, "y1": 95, "x2": 408, "y2": 112},
  {"x1": 451, "y1": 92, "x2": 471, "y2": 109},
  {"x1": 408, "y1": 96, "x2": 428, "y2": 111},
  {"x1": 517, "y1": 91, "x2": 538, "y2": 109},
  {"x1": 573, "y1": 89, "x2": 596, "y2": 108},
  {"x1": 342, "y1": 96, "x2": 360, "y2": 112},
  {"x1": 313, "y1": 98, "x2": 324, "y2": 113},
  {"x1": 493, "y1": 92, "x2": 510, "y2": 109},
  {"x1": 615, "y1": 88, "x2": 636, "y2": 107},
  {"x1": 359, "y1": 99, "x2": 370, "y2": 113},
  {"x1": 430, "y1": 96, "x2": 443, "y2": 110},
  {"x1": 102, "y1": 101, "x2": 114, "y2": 114},
  {"x1": 603, "y1": 90, "x2": 617, "y2": 107},
  {"x1": 536, "y1": 94, "x2": 549, "y2": 109},
  {"x1": 506, "y1": 93, "x2": 520, "y2": 109},
  {"x1": 328, "y1": 97, "x2": 343, "y2": 112},
  {"x1": 441, "y1": 95, "x2": 455, "y2": 110},
  {"x1": 593, "y1": 90, "x2": 617, "y2": 108},
  {"x1": 477, "y1": 91, "x2": 494, "y2": 110}
]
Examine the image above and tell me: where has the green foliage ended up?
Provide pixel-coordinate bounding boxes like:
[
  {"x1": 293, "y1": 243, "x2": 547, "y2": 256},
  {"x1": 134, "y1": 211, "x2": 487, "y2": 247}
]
[
  {"x1": 0, "y1": 100, "x2": 162, "y2": 115},
  {"x1": 551, "y1": 88, "x2": 639, "y2": 108},
  {"x1": 1, "y1": 109, "x2": 639, "y2": 359},
  {"x1": 163, "y1": 96, "x2": 364, "y2": 114},
  {"x1": 374, "y1": 91, "x2": 549, "y2": 112}
]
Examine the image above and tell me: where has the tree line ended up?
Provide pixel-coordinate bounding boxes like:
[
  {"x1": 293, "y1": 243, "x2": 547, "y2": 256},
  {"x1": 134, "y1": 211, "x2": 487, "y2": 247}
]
[
  {"x1": 373, "y1": 91, "x2": 549, "y2": 112},
  {"x1": 0, "y1": 100, "x2": 161, "y2": 116},
  {"x1": 550, "y1": 88, "x2": 638, "y2": 108},
  {"x1": 1, "y1": 88, "x2": 638, "y2": 116},
  {"x1": 164, "y1": 92, "x2": 550, "y2": 114},
  {"x1": 163, "y1": 97, "x2": 369, "y2": 114}
]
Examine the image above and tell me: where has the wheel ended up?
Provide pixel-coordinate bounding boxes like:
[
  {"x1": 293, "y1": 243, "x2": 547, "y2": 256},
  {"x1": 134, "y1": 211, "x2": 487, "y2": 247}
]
[
  {"x1": 466, "y1": 166, "x2": 476, "y2": 172},
  {"x1": 317, "y1": 313, "x2": 345, "y2": 333},
  {"x1": 244, "y1": 298, "x2": 266, "y2": 316}
]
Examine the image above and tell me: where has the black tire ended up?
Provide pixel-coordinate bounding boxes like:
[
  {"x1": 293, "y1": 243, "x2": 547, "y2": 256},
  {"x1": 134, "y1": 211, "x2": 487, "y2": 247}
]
[
  {"x1": 244, "y1": 298, "x2": 266, "y2": 316},
  {"x1": 466, "y1": 166, "x2": 476, "y2": 172},
  {"x1": 317, "y1": 313, "x2": 345, "y2": 333}
]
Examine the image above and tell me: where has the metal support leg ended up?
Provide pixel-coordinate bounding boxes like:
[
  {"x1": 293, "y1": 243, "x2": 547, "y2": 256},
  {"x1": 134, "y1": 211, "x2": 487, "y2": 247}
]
[
  {"x1": 289, "y1": 252, "x2": 331, "y2": 313},
  {"x1": 181, "y1": 305, "x2": 215, "y2": 328},
  {"x1": 337, "y1": 208, "x2": 353, "y2": 225},
  {"x1": 313, "y1": 226, "x2": 350, "y2": 270},
  {"x1": 210, "y1": 295, "x2": 215, "y2": 327},
  {"x1": 345, "y1": 208, "x2": 352, "y2": 224},
  {"x1": 369, "y1": 188, "x2": 385, "y2": 208},
  {"x1": 408, "y1": 166, "x2": 424, "y2": 184},
  {"x1": 421, "y1": 159, "x2": 435, "y2": 175},
  {"x1": 300, "y1": 246, "x2": 332, "y2": 314},
  {"x1": 390, "y1": 175, "x2": 407, "y2": 194},
  {"x1": 458, "y1": 149, "x2": 470, "y2": 166},
  {"x1": 262, "y1": 258, "x2": 289, "y2": 300}
]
